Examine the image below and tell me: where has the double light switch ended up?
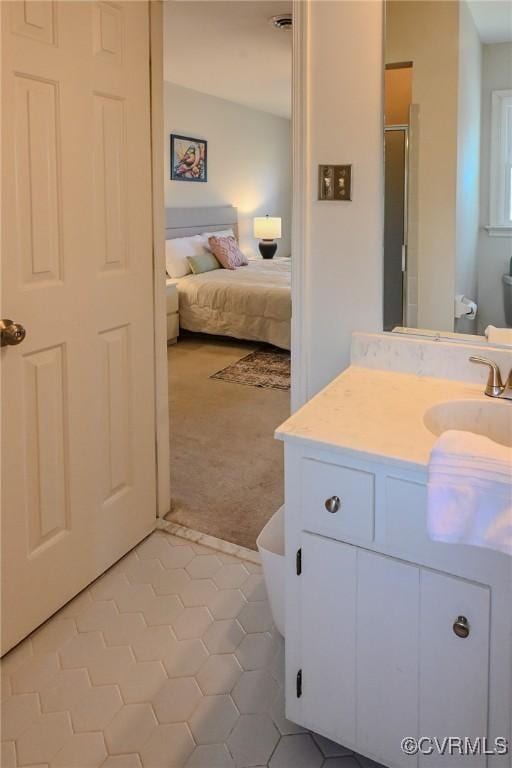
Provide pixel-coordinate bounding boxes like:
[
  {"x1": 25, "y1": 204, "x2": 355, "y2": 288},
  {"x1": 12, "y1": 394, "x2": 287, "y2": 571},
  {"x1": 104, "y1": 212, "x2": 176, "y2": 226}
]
[{"x1": 318, "y1": 164, "x2": 352, "y2": 201}]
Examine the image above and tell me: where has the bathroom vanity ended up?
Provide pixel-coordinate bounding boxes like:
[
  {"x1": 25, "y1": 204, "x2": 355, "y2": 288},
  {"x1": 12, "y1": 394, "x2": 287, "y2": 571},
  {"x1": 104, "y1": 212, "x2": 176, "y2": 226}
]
[{"x1": 275, "y1": 333, "x2": 512, "y2": 768}]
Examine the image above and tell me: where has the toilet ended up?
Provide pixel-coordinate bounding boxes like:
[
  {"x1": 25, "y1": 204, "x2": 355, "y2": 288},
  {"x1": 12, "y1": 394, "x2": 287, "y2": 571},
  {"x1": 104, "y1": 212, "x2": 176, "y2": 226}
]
[{"x1": 503, "y1": 274, "x2": 512, "y2": 327}]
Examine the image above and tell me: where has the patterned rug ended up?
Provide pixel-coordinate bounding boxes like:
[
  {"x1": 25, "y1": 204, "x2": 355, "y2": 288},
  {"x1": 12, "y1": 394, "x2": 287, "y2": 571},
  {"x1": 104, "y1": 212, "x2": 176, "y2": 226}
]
[{"x1": 210, "y1": 346, "x2": 290, "y2": 390}]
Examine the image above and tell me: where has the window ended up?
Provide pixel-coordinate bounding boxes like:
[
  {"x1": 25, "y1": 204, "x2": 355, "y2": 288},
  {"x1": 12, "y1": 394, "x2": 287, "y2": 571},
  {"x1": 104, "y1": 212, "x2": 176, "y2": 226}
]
[{"x1": 489, "y1": 89, "x2": 512, "y2": 235}]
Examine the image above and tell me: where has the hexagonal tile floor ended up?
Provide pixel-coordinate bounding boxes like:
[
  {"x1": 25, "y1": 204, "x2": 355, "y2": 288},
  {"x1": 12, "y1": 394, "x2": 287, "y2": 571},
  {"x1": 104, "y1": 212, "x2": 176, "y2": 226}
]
[{"x1": 0, "y1": 531, "x2": 385, "y2": 768}]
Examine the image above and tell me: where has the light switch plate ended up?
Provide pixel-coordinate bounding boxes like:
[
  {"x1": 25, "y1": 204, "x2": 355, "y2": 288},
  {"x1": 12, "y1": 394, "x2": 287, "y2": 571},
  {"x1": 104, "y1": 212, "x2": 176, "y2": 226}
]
[
  {"x1": 318, "y1": 164, "x2": 352, "y2": 201},
  {"x1": 334, "y1": 165, "x2": 352, "y2": 200}
]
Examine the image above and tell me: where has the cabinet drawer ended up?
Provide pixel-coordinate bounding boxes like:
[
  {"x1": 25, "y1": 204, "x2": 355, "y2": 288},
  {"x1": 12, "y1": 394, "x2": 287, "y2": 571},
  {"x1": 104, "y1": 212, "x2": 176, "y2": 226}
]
[
  {"x1": 167, "y1": 312, "x2": 179, "y2": 342},
  {"x1": 166, "y1": 281, "x2": 179, "y2": 313},
  {"x1": 300, "y1": 458, "x2": 375, "y2": 543}
]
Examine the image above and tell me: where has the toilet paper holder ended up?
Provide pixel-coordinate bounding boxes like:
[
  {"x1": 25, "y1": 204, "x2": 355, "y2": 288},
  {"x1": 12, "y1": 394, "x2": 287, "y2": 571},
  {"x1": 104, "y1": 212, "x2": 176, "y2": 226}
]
[{"x1": 455, "y1": 294, "x2": 477, "y2": 320}]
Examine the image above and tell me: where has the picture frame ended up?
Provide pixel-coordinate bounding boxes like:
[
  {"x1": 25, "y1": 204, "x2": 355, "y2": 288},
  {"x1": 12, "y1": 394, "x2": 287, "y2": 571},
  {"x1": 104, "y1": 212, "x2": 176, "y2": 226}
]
[{"x1": 170, "y1": 134, "x2": 207, "y2": 182}]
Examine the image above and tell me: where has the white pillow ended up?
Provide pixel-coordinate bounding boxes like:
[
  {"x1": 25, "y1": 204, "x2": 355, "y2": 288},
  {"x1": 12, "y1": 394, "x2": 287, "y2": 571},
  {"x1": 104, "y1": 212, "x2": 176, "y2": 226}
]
[
  {"x1": 165, "y1": 235, "x2": 206, "y2": 278},
  {"x1": 201, "y1": 228, "x2": 235, "y2": 252}
]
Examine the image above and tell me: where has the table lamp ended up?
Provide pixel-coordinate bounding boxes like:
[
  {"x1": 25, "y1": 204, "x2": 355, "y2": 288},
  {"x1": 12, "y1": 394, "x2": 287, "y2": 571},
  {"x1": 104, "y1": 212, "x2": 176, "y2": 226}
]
[{"x1": 253, "y1": 215, "x2": 281, "y2": 259}]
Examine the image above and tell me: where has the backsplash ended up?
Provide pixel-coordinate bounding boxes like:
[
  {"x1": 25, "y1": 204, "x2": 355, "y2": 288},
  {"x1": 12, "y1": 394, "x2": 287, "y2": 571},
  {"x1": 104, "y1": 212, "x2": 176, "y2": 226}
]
[{"x1": 351, "y1": 332, "x2": 512, "y2": 384}]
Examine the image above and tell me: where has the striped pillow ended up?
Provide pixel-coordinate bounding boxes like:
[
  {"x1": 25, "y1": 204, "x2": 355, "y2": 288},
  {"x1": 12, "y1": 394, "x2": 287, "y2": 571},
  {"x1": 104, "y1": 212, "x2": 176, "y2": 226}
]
[{"x1": 208, "y1": 236, "x2": 248, "y2": 270}]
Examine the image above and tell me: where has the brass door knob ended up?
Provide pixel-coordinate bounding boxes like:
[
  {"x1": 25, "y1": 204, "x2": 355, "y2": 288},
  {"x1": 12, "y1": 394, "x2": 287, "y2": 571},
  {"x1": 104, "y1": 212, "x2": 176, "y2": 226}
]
[
  {"x1": 325, "y1": 496, "x2": 341, "y2": 514},
  {"x1": 453, "y1": 615, "x2": 470, "y2": 639},
  {"x1": 0, "y1": 319, "x2": 26, "y2": 347}
]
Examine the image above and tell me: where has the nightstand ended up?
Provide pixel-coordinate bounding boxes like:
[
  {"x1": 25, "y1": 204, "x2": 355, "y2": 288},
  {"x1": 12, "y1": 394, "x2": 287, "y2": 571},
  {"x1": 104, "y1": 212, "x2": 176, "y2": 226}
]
[{"x1": 166, "y1": 278, "x2": 179, "y2": 344}]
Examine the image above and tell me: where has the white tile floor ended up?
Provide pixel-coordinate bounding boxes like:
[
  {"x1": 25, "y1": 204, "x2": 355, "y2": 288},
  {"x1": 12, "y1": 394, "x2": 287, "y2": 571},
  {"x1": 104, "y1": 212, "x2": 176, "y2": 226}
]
[{"x1": 1, "y1": 531, "x2": 384, "y2": 768}]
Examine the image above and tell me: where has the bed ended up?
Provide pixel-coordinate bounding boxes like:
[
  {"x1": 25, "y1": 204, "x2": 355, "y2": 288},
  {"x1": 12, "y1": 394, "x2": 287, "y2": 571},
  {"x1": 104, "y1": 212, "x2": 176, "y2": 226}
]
[{"x1": 165, "y1": 206, "x2": 291, "y2": 350}]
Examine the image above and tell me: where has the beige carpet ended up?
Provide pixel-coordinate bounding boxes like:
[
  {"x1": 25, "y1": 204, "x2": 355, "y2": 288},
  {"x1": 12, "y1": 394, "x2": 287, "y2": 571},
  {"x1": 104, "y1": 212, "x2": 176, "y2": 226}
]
[{"x1": 166, "y1": 334, "x2": 290, "y2": 550}]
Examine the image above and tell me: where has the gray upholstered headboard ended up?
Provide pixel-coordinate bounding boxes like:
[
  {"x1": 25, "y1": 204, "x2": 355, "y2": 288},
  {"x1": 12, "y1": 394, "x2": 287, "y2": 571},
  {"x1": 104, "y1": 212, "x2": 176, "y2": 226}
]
[{"x1": 165, "y1": 206, "x2": 238, "y2": 240}]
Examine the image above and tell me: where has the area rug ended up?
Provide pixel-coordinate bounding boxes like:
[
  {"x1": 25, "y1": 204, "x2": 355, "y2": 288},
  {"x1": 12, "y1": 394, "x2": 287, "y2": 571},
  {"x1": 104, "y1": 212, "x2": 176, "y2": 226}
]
[{"x1": 210, "y1": 346, "x2": 290, "y2": 390}]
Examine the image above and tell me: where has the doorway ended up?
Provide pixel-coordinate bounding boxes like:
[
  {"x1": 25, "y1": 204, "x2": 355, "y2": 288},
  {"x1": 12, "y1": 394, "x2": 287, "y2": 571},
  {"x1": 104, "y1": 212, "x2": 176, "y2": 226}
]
[
  {"x1": 161, "y1": 1, "x2": 293, "y2": 550},
  {"x1": 383, "y1": 125, "x2": 408, "y2": 330},
  {"x1": 383, "y1": 62, "x2": 413, "y2": 332}
]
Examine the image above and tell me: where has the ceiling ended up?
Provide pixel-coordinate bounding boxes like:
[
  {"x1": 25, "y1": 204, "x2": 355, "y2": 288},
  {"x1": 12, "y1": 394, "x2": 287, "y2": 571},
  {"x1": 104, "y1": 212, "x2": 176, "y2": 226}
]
[
  {"x1": 164, "y1": 1, "x2": 292, "y2": 119},
  {"x1": 163, "y1": 1, "x2": 511, "y2": 119},
  {"x1": 467, "y1": 0, "x2": 512, "y2": 43}
]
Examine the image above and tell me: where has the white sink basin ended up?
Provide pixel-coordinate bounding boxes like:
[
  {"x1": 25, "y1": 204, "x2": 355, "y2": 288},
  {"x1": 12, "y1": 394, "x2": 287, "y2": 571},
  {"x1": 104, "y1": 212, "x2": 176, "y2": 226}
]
[{"x1": 424, "y1": 399, "x2": 512, "y2": 447}]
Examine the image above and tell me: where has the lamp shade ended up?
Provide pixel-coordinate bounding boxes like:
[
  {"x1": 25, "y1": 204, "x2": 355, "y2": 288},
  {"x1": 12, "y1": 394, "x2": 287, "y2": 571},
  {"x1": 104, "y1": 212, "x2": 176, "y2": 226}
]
[{"x1": 253, "y1": 216, "x2": 281, "y2": 240}]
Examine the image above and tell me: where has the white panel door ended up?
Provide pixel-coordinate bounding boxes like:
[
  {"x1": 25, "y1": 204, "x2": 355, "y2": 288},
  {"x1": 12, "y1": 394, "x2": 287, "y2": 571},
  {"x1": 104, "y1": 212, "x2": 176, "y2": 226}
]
[
  {"x1": 419, "y1": 571, "x2": 490, "y2": 767},
  {"x1": 1, "y1": 0, "x2": 156, "y2": 654},
  {"x1": 301, "y1": 533, "x2": 357, "y2": 745},
  {"x1": 356, "y1": 550, "x2": 420, "y2": 768}
]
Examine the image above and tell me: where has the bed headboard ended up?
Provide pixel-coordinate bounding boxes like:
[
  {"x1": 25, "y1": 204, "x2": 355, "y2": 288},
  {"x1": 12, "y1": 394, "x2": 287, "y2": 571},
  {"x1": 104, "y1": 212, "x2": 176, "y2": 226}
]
[{"x1": 165, "y1": 206, "x2": 238, "y2": 240}]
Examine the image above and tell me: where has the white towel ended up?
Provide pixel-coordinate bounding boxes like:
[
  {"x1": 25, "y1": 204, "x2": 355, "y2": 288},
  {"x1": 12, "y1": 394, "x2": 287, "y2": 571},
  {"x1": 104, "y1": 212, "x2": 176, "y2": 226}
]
[
  {"x1": 427, "y1": 430, "x2": 512, "y2": 556},
  {"x1": 485, "y1": 325, "x2": 512, "y2": 347}
]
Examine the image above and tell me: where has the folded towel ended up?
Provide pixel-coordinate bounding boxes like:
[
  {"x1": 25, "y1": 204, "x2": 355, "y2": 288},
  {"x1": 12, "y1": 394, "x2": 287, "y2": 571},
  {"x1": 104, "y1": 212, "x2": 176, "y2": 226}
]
[
  {"x1": 427, "y1": 430, "x2": 512, "y2": 556},
  {"x1": 485, "y1": 325, "x2": 512, "y2": 347}
]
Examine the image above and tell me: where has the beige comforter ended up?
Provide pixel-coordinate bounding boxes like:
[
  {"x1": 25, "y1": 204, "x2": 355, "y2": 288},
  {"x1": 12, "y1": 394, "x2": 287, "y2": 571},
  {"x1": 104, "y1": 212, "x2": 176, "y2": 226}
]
[{"x1": 176, "y1": 257, "x2": 291, "y2": 350}]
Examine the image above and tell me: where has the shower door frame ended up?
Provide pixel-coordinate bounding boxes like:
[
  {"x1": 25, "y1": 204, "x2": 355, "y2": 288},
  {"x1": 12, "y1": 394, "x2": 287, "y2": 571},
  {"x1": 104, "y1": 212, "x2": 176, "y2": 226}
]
[{"x1": 384, "y1": 123, "x2": 410, "y2": 328}]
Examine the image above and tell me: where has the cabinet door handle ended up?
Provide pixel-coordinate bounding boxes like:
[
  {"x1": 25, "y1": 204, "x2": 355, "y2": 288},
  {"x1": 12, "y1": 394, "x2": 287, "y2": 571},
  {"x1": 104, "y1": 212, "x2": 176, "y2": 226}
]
[
  {"x1": 453, "y1": 615, "x2": 470, "y2": 639},
  {"x1": 325, "y1": 495, "x2": 341, "y2": 514}
]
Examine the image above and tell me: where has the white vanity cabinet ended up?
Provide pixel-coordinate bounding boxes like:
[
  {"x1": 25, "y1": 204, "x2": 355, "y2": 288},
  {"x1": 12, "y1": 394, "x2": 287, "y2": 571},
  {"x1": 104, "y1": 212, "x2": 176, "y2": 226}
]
[
  {"x1": 301, "y1": 534, "x2": 490, "y2": 767},
  {"x1": 282, "y1": 446, "x2": 511, "y2": 768}
]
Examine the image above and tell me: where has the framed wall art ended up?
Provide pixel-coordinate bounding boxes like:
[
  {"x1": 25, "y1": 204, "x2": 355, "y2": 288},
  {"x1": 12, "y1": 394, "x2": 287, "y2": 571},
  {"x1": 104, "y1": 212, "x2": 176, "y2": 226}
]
[{"x1": 170, "y1": 134, "x2": 207, "y2": 182}]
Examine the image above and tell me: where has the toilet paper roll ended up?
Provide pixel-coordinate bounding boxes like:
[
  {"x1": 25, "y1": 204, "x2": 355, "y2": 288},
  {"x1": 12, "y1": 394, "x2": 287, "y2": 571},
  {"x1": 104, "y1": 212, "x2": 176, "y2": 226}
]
[{"x1": 485, "y1": 325, "x2": 512, "y2": 345}]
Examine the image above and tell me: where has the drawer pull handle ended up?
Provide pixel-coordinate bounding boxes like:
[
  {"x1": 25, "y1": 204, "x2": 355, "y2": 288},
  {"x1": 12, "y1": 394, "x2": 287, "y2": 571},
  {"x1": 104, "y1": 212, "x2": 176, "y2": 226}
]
[
  {"x1": 325, "y1": 495, "x2": 341, "y2": 514},
  {"x1": 453, "y1": 615, "x2": 470, "y2": 639}
]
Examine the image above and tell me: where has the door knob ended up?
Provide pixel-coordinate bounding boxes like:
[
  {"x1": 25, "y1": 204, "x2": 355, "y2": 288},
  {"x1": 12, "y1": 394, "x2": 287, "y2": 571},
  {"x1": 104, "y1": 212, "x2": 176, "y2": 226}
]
[
  {"x1": 325, "y1": 495, "x2": 341, "y2": 514},
  {"x1": 0, "y1": 319, "x2": 26, "y2": 347},
  {"x1": 453, "y1": 615, "x2": 470, "y2": 639}
]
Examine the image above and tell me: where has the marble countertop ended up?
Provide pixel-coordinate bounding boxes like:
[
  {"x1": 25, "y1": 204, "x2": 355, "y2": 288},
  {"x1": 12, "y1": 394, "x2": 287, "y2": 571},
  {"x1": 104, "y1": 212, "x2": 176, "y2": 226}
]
[{"x1": 275, "y1": 365, "x2": 492, "y2": 471}]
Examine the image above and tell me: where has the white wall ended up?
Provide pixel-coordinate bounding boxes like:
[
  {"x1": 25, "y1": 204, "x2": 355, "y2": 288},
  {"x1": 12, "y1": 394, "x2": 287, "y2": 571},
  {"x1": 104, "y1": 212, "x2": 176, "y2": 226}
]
[
  {"x1": 164, "y1": 82, "x2": 292, "y2": 258},
  {"x1": 477, "y1": 42, "x2": 512, "y2": 331},
  {"x1": 299, "y1": 0, "x2": 384, "y2": 399},
  {"x1": 454, "y1": 0, "x2": 481, "y2": 331}
]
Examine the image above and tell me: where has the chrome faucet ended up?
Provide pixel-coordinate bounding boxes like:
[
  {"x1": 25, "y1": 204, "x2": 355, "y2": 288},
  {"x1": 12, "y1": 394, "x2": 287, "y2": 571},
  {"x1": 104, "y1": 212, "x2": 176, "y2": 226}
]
[{"x1": 470, "y1": 356, "x2": 512, "y2": 400}]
